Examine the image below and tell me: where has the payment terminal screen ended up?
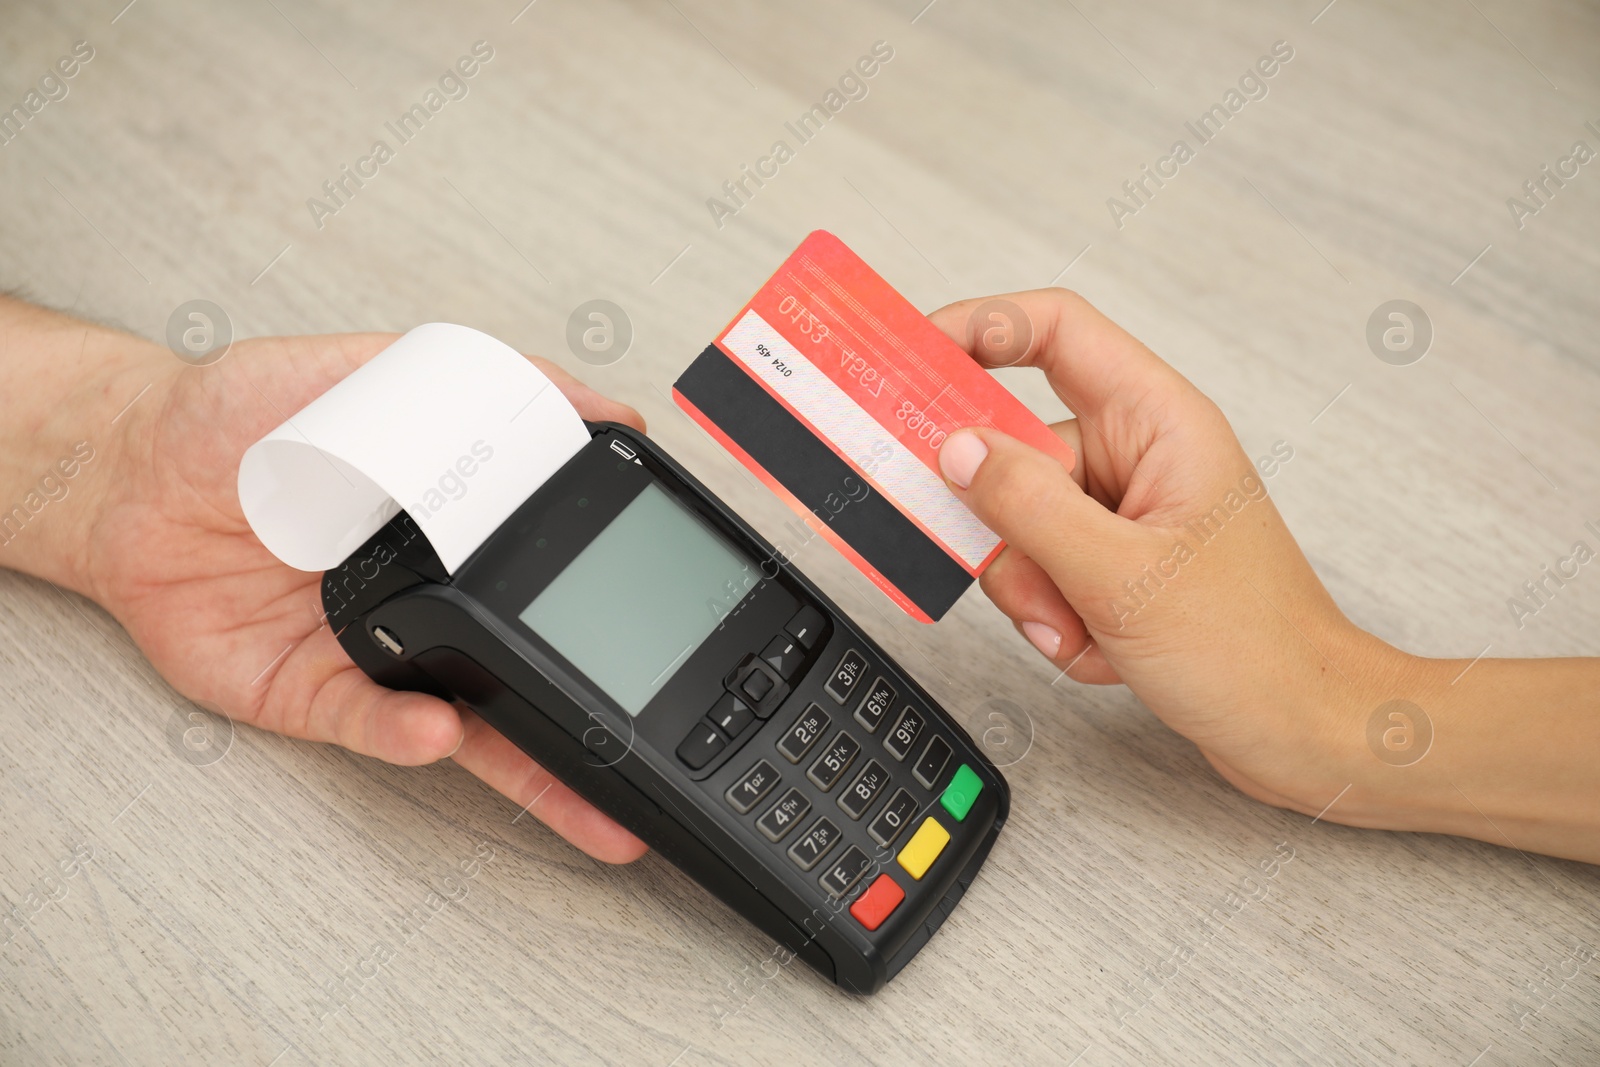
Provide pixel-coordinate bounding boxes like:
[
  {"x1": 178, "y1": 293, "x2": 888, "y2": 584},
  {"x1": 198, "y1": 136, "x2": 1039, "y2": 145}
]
[{"x1": 519, "y1": 483, "x2": 756, "y2": 715}]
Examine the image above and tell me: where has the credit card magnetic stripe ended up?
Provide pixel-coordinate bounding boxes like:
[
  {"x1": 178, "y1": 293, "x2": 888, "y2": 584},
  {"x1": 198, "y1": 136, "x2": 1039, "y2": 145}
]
[
  {"x1": 719, "y1": 310, "x2": 1000, "y2": 571},
  {"x1": 674, "y1": 345, "x2": 972, "y2": 622}
]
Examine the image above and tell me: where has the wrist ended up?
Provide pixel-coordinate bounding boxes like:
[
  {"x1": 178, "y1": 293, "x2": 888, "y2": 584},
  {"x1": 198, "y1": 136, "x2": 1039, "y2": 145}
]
[
  {"x1": 1311, "y1": 631, "x2": 1524, "y2": 841},
  {"x1": 0, "y1": 302, "x2": 172, "y2": 598},
  {"x1": 1262, "y1": 622, "x2": 1415, "y2": 822},
  {"x1": 1301, "y1": 629, "x2": 1437, "y2": 826},
  {"x1": 1243, "y1": 597, "x2": 1599, "y2": 862}
]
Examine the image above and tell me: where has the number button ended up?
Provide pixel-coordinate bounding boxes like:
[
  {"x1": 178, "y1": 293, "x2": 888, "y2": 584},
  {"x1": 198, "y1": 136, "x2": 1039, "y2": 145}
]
[
  {"x1": 883, "y1": 707, "x2": 925, "y2": 761},
  {"x1": 837, "y1": 760, "x2": 889, "y2": 820},
  {"x1": 777, "y1": 704, "x2": 829, "y2": 764},
  {"x1": 825, "y1": 649, "x2": 867, "y2": 703},
  {"x1": 819, "y1": 845, "x2": 873, "y2": 899},
  {"x1": 756, "y1": 788, "x2": 811, "y2": 842},
  {"x1": 807, "y1": 731, "x2": 861, "y2": 791},
  {"x1": 868, "y1": 788, "x2": 919, "y2": 848},
  {"x1": 725, "y1": 760, "x2": 780, "y2": 814},
  {"x1": 913, "y1": 736, "x2": 952, "y2": 789},
  {"x1": 787, "y1": 817, "x2": 842, "y2": 871},
  {"x1": 853, "y1": 678, "x2": 896, "y2": 734}
]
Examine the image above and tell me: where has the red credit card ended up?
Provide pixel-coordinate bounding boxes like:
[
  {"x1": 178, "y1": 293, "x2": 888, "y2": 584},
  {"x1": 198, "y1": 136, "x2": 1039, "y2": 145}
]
[{"x1": 673, "y1": 230, "x2": 1074, "y2": 622}]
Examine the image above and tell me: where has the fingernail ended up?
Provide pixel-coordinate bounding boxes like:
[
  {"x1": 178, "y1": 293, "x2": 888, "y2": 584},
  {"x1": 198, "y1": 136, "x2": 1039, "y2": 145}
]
[
  {"x1": 940, "y1": 431, "x2": 988, "y2": 488},
  {"x1": 1022, "y1": 621, "x2": 1062, "y2": 659}
]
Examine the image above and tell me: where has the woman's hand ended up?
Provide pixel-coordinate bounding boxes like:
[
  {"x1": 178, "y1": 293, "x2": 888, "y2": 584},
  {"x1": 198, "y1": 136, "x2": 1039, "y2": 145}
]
[
  {"x1": 931, "y1": 289, "x2": 1600, "y2": 865},
  {"x1": 929, "y1": 288, "x2": 1405, "y2": 822}
]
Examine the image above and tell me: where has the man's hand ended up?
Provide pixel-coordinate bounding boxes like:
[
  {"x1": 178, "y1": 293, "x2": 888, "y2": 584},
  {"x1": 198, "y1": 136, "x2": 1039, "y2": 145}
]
[{"x1": 2, "y1": 301, "x2": 645, "y2": 863}]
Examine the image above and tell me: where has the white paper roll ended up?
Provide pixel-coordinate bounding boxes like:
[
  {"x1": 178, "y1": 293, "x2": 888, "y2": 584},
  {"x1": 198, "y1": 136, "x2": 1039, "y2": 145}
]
[{"x1": 237, "y1": 323, "x2": 590, "y2": 573}]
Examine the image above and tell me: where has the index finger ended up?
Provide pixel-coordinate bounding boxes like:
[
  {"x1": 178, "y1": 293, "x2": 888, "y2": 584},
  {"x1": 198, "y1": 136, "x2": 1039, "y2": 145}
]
[{"x1": 925, "y1": 288, "x2": 1199, "y2": 424}]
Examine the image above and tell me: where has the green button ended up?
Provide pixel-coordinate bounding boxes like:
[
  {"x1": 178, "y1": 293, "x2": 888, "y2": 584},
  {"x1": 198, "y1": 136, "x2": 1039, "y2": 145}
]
[{"x1": 940, "y1": 763, "x2": 983, "y2": 821}]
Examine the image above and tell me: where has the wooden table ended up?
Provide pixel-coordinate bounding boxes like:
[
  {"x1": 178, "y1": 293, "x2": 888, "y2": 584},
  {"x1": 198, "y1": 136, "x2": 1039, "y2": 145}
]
[{"x1": 2, "y1": 0, "x2": 1597, "y2": 1063}]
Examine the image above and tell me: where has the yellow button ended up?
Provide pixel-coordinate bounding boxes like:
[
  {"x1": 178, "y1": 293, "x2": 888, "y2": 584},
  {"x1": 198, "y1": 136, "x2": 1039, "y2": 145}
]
[{"x1": 896, "y1": 817, "x2": 950, "y2": 880}]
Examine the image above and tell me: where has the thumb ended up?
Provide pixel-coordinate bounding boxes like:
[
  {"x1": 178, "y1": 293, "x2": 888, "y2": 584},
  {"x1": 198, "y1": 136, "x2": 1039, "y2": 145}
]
[{"x1": 939, "y1": 427, "x2": 1149, "y2": 604}]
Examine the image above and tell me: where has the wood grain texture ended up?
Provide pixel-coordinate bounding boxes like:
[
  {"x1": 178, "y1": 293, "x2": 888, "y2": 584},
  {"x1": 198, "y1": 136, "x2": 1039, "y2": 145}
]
[{"x1": 2, "y1": 0, "x2": 1598, "y2": 1064}]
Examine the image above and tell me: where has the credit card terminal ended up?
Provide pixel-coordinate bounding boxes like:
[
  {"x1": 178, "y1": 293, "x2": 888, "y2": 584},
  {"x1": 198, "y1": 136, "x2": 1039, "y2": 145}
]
[{"x1": 322, "y1": 422, "x2": 1010, "y2": 994}]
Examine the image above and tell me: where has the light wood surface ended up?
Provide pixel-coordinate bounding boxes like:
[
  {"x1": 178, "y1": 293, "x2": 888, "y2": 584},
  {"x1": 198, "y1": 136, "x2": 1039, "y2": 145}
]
[{"x1": 3, "y1": 1, "x2": 1598, "y2": 1064}]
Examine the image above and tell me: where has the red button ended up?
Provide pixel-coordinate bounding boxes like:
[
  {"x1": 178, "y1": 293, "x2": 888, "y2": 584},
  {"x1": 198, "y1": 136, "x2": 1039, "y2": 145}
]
[{"x1": 849, "y1": 873, "x2": 906, "y2": 931}]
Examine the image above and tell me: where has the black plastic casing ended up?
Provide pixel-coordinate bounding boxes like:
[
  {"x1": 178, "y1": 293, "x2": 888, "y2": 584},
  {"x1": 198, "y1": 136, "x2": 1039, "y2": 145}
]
[{"x1": 320, "y1": 422, "x2": 1009, "y2": 994}]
